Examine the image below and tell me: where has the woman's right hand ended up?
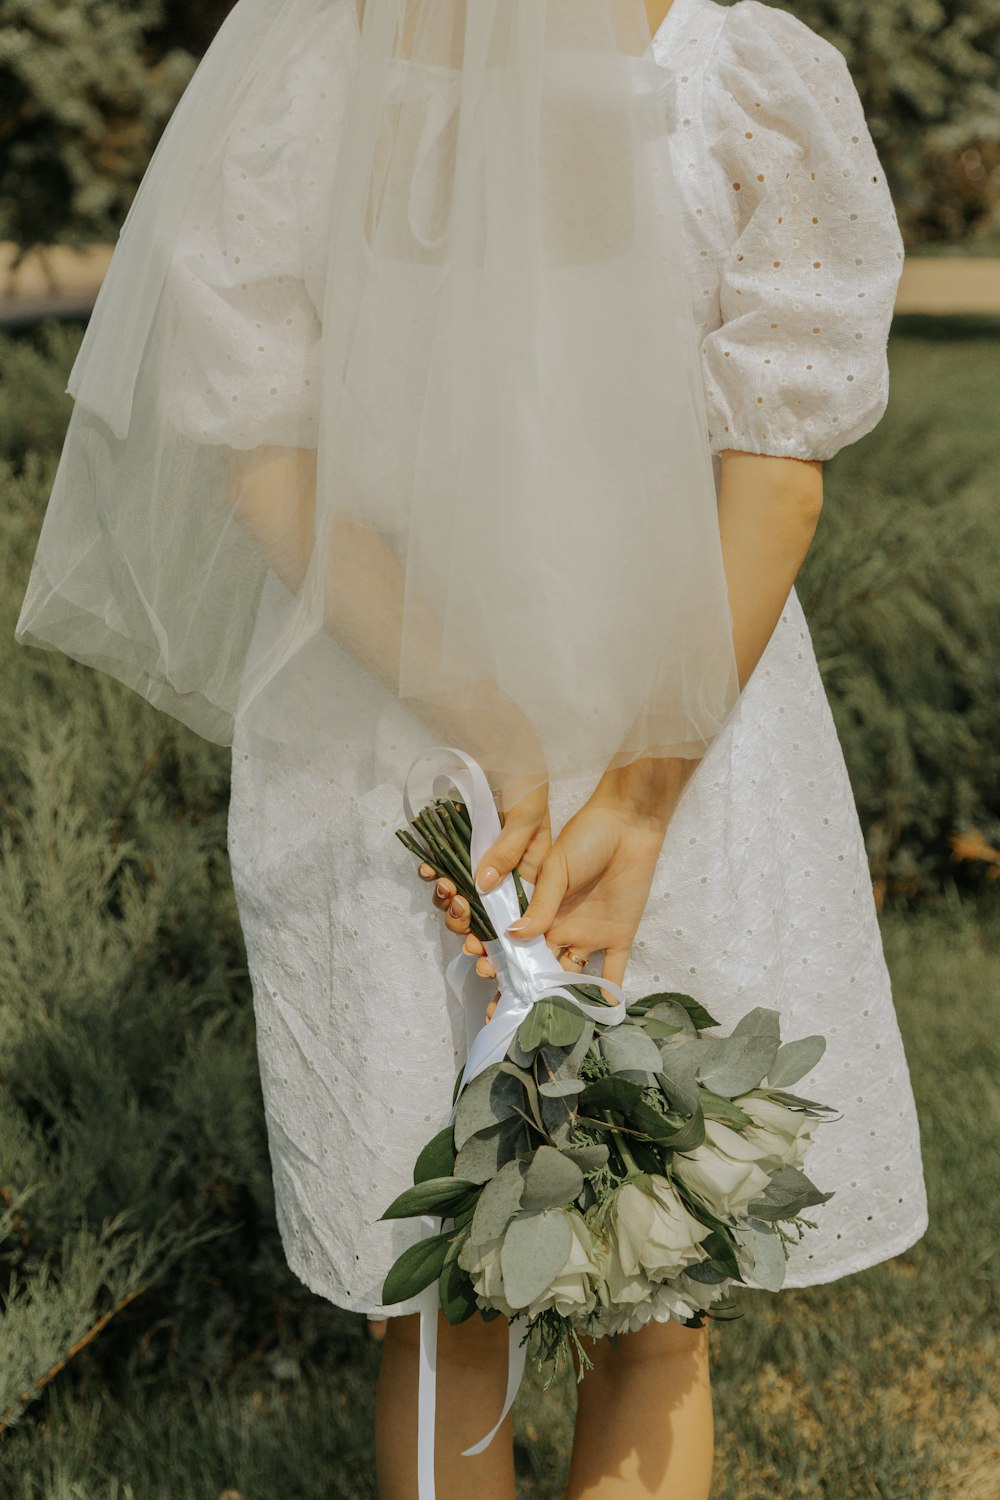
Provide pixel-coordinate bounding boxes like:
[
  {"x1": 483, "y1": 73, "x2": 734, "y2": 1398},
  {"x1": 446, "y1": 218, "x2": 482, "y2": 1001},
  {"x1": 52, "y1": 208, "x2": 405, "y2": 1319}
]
[{"x1": 424, "y1": 756, "x2": 698, "y2": 988}]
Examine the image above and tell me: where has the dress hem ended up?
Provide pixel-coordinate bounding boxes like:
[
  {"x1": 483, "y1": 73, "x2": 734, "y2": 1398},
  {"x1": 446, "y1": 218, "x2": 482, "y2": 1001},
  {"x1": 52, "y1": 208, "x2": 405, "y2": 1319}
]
[{"x1": 277, "y1": 1208, "x2": 929, "y2": 1321}]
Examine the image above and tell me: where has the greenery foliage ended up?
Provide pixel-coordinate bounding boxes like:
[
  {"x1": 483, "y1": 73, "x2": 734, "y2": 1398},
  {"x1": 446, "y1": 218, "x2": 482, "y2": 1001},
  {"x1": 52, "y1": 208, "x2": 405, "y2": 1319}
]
[
  {"x1": 790, "y1": 0, "x2": 1000, "y2": 243},
  {"x1": 1, "y1": 0, "x2": 998, "y2": 249}
]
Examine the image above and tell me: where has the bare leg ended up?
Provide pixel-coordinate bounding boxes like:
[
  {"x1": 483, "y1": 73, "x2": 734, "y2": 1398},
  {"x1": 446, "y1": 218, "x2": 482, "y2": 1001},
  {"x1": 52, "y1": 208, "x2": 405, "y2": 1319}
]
[
  {"x1": 566, "y1": 1318, "x2": 715, "y2": 1500},
  {"x1": 375, "y1": 1310, "x2": 517, "y2": 1500}
]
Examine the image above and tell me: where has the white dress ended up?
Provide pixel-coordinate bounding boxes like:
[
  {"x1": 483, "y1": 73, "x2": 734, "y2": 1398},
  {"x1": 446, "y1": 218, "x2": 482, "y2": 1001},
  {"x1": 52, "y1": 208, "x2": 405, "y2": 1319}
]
[{"x1": 219, "y1": 0, "x2": 929, "y2": 1316}]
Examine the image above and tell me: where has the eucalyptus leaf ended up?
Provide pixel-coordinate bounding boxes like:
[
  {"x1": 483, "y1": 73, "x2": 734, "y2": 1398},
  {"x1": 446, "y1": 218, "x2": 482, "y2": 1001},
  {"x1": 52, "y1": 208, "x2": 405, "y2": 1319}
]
[
  {"x1": 382, "y1": 1230, "x2": 452, "y2": 1305},
  {"x1": 688, "y1": 1032, "x2": 779, "y2": 1099},
  {"x1": 413, "y1": 1127, "x2": 456, "y2": 1185},
  {"x1": 538, "y1": 1078, "x2": 585, "y2": 1099},
  {"x1": 454, "y1": 1116, "x2": 526, "y2": 1185},
  {"x1": 521, "y1": 1146, "x2": 585, "y2": 1213},
  {"x1": 601, "y1": 1026, "x2": 663, "y2": 1077},
  {"x1": 747, "y1": 1165, "x2": 835, "y2": 1222},
  {"x1": 765, "y1": 1035, "x2": 827, "y2": 1089},
  {"x1": 499, "y1": 1210, "x2": 573, "y2": 1310},
  {"x1": 562, "y1": 1144, "x2": 610, "y2": 1174},
  {"x1": 470, "y1": 1159, "x2": 527, "y2": 1244},
  {"x1": 380, "y1": 1176, "x2": 479, "y2": 1222},
  {"x1": 454, "y1": 1063, "x2": 524, "y2": 1150},
  {"x1": 646, "y1": 999, "x2": 698, "y2": 1036},
  {"x1": 518, "y1": 998, "x2": 587, "y2": 1052},
  {"x1": 644, "y1": 991, "x2": 720, "y2": 1030},
  {"x1": 737, "y1": 1224, "x2": 788, "y2": 1291}
]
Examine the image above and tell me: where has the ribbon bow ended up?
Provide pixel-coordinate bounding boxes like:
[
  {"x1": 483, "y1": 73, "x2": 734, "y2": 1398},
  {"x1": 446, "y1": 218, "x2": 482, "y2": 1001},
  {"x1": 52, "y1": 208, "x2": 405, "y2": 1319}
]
[{"x1": 400, "y1": 747, "x2": 628, "y2": 1500}]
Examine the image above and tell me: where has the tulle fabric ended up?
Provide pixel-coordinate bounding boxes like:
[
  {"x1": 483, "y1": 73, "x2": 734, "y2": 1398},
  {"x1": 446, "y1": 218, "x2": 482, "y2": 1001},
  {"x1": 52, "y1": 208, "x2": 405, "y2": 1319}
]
[{"x1": 16, "y1": 0, "x2": 740, "y2": 803}]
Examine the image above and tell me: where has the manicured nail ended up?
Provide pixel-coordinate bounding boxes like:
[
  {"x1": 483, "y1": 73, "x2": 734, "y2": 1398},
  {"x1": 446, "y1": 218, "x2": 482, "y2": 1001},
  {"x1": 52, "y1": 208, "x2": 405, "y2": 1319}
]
[
  {"x1": 436, "y1": 882, "x2": 449, "y2": 899},
  {"x1": 506, "y1": 918, "x2": 526, "y2": 935},
  {"x1": 476, "y1": 866, "x2": 499, "y2": 894},
  {"x1": 450, "y1": 898, "x2": 465, "y2": 917}
]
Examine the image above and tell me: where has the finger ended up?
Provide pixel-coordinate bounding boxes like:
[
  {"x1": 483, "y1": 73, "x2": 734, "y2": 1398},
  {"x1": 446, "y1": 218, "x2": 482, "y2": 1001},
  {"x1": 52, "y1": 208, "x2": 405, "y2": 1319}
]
[
  {"x1": 474, "y1": 802, "x2": 544, "y2": 894},
  {"x1": 476, "y1": 955, "x2": 497, "y2": 979},
  {"x1": 444, "y1": 895, "x2": 472, "y2": 934},
  {"x1": 486, "y1": 991, "x2": 500, "y2": 1022},
  {"x1": 462, "y1": 934, "x2": 487, "y2": 958},
  {"x1": 600, "y1": 946, "x2": 629, "y2": 989},
  {"x1": 418, "y1": 863, "x2": 437, "y2": 881},
  {"x1": 554, "y1": 944, "x2": 592, "y2": 975},
  {"x1": 431, "y1": 877, "x2": 456, "y2": 910},
  {"x1": 505, "y1": 849, "x2": 569, "y2": 940}
]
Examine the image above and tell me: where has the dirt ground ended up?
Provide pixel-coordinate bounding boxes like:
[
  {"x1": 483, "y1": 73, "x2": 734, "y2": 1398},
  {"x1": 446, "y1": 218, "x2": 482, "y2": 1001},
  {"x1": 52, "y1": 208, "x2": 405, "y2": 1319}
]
[{"x1": 2, "y1": 241, "x2": 1000, "y2": 328}]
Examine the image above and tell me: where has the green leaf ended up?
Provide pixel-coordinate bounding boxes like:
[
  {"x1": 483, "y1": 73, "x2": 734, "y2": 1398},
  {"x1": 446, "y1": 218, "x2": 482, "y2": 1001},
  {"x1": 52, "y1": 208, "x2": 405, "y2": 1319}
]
[
  {"x1": 499, "y1": 1211, "x2": 574, "y2": 1310},
  {"x1": 520, "y1": 1146, "x2": 585, "y2": 1213},
  {"x1": 698, "y1": 1090, "x2": 754, "y2": 1128},
  {"x1": 645, "y1": 999, "x2": 698, "y2": 1037},
  {"x1": 538, "y1": 1078, "x2": 585, "y2": 1099},
  {"x1": 747, "y1": 1166, "x2": 835, "y2": 1222},
  {"x1": 579, "y1": 1077, "x2": 645, "y2": 1115},
  {"x1": 600, "y1": 1025, "x2": 663, "y2": 1077},
  {"x1": 765, "y1": 1035, "x2": 827, "y2": 1089},
  {"x1": 656, "y1": 1044, "x2": 703, "y2": 1118},
  {"x1": 439, "y1": 1255, "x2": 479, "y2": 1325},
  {"x1": 517, "y1": 998, "x2": 587, "y2": 1053},
  {"x1": 735, "y1": 1224, "x2": 788, "y2": 1291},
  {"x1": 382, "y1": 1230, "x2": 452, "y2": 1305},
  {"x1": 688, "y1": 1029, "x2": 779, "y2": 1099},
  {"x1": 639, "y1": 992, "x2": 719, "y2": 1030},
  {"x1": 454, "y1": 1116, "x2": 526, "y2": 1185},
  {"x1": 470, "y1": 1159, "x2": 526, "y2": 1244},
  {"x1": 413, "y1": 1127, "x2": 457, "y2": 1185},
  {"x1": 380, "y1": 1176, "x2": 480, "y2": 1222},
  {"x1": 562, "y1": 1143, "x2": 610, "y2": 1174},
  {"x1": 454, "y1": 1064, "x2": 524, "y2": 1150}
]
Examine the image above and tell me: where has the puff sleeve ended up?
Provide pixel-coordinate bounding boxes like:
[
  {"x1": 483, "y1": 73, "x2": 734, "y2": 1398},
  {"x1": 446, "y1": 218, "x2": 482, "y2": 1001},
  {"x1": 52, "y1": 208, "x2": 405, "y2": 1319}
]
[
  {"x1": 162, "y1": 4, "x2": 359, "y2": 450},
  {"x1": 698, "y1": 0, "x2": 905, "y2": 462}
]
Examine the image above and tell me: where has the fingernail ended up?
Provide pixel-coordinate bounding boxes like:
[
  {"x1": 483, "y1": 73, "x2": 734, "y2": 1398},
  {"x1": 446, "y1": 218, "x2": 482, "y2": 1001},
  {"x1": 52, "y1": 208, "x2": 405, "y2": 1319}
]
[
  {"x1": 476, "y1": 866, "x2": 499, "y2": 894},
  {"x1": 436, "y1": 882, "x2": 449, "y2": 899},
  {"x1": 450, "y1": 898, "x2": 465, "y2": 917},
  {"x1": 506, "y1": 918, "x2": 526, "y2": 935}
]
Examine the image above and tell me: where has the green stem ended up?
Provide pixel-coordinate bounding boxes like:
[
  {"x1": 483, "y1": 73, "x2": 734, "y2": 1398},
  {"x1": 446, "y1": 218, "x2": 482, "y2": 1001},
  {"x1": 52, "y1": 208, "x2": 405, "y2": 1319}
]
[{"x1": 603, "y1": 1110, "x2": 640, "y2": 1177}]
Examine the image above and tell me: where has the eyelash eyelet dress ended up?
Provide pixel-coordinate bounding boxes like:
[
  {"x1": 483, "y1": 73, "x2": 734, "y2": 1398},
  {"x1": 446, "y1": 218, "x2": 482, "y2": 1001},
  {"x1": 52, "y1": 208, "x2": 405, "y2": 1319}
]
[{"x1": 210, "y1": 0, "x2": 930, "y2": 1314}]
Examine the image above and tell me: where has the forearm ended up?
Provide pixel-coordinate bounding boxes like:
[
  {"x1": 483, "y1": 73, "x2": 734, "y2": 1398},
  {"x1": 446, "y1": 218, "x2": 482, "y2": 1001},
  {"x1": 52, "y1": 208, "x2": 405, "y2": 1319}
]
[
  {"x1": 222, "y1": 444, "x2": 545, "y2": 797},
  {"x1": 594, "y1": 448, "x2": 824, "y2": 821}
]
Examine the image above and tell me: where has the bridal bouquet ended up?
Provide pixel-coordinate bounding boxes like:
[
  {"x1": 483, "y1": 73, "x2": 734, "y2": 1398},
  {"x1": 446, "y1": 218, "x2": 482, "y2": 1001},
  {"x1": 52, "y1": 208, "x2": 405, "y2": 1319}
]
[{"x1": 382, "y1": 762, "x2": 838, "y2": 1381}]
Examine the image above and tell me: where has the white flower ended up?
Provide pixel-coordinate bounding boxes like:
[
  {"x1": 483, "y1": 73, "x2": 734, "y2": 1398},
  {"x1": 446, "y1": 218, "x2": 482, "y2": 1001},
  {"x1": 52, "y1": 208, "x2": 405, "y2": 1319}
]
[
  {"x1": 672, "y1": 1118, "x2": 773, "y2": 1219},
  {"x1": 735, "y1": 1094, "x2": 816, "y2": 1171},
  {"x1": 458, "y1": 1209, "x2": 604, "y2": 1322},
  {"x1": 590, "y1": 1275, "x2": 707, "y2": 1336},
  {"x1": 610, "y1": 1176, "x2": 713, "y2": 1282}
]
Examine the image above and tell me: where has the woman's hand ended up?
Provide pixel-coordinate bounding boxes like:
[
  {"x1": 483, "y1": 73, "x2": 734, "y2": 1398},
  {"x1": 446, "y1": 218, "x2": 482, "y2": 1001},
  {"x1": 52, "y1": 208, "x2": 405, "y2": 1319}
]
[{"x1": 423, "y1": 756, "x2": 698, "y2": 989}]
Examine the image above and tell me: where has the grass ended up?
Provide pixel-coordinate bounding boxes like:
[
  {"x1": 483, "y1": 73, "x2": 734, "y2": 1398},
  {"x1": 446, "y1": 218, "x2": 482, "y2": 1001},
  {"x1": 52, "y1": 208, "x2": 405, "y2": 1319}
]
[
  {"x1": 2, "y1": 319, "x2": 999, "y2": 1496},
  {"x1": 4, "y1": 893, "x2": 998, "y2": 1499}
]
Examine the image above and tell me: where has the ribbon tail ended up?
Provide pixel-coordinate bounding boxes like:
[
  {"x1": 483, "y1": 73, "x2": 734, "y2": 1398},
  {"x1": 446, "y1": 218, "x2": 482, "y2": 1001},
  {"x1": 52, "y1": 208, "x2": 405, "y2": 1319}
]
[
  {"x1": 417, "y1": 1235, "x2": 440, "y2": 1500},
  {"x1": 460, "y1": 1317, "x2": 527, "y2": 1458}
]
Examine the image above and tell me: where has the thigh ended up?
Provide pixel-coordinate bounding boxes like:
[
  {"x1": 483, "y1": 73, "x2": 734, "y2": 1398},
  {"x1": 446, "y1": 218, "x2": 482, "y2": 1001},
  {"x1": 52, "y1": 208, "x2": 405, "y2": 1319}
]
[{"x1": 583, "y1": 1316, "x2": 710, "y2": 1370}]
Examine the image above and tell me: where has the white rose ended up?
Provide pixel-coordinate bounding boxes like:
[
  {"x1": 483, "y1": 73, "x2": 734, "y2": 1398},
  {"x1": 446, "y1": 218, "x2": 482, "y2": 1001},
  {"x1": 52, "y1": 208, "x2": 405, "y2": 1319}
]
[
  {"x1": 611, "y1": 1177, "x2": 714, "y2": 1282},
  {"x1": 458, "y1": 1210, "x2": 603, "y2": 1323},
  {"x1": 735, "y1": 1094, "x2": 816, "y2": 1171},
  {"x1": 673, "y1": 1118, "x2": 773, "y2": 1219}
]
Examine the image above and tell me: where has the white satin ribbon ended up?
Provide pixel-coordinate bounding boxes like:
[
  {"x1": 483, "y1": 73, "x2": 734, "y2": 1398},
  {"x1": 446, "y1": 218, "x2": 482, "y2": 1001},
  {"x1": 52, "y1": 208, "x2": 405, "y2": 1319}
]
[{"x1": 401, "y1": 746, "x2": 628, "y2": 1499}]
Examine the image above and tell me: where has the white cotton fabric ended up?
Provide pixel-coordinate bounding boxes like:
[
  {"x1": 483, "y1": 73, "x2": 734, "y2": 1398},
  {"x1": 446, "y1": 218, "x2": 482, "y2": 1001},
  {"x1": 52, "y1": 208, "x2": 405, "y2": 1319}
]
[{"x1": 226, "y1": 0, "x2": 928, "y2": 1315}]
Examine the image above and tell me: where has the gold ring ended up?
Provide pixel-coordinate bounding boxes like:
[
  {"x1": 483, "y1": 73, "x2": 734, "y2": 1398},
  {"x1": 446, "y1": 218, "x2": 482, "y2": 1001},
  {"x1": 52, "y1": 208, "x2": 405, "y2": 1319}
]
[{"x1": 560, "y1": 947, "x2": 589, "y2": 969}]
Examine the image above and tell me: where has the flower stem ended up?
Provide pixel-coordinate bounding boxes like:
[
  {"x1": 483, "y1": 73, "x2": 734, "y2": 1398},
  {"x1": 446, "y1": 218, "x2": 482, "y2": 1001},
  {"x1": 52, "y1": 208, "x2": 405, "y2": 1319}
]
[{"x1": 602, "y1": 1110, "x2": 641, "y2": 1177}]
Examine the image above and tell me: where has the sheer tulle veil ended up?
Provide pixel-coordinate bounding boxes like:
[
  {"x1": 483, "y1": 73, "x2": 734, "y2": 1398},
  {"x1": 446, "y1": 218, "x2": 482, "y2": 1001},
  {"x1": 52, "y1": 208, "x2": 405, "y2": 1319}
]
[{"x1": 16, "y1": 0, "x2": 740, "y2": 802}]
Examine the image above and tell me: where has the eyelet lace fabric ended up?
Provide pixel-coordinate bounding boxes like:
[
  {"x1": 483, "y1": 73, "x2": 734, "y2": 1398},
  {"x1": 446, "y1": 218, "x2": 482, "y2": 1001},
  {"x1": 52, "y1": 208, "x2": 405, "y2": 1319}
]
[{"x1": 223, "y1": 0, "x2": 928, "y2": 1315}]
